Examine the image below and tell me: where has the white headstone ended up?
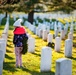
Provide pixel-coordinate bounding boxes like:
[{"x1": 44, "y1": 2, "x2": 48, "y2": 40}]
[
  {"x1": 70, "y1": 25, "x2": 73, "y2": 33},
  {"x1": 33, "y1": 26, "x2": 36, "y2": 34},
  {"x1": 55, "y1": 58, "x2": 72, "y2": 75},
  {"x1": 55, "y1": 37, "x2": 61, "y2": 52},
  {"x1": 64, "y1": 25, "x2": 68, "y2": 35},
  {"x1": 38, "y1": 29, "x2": 43, "y2": 38},
  {"x1": 40, "y1": 46, "x2": 52, "y2": 72},
  {"x1": 0, "y1": 42, "x2": 5, "y2": 59},
  {"x1": 42, "y1": 30, "x2": 48, "y2": 41},
  {"x1": 60, "y1": 30, "x2": 65, "y2": 40},
  {"x1": 2, "y1": 33, "x2": 7, "y2": 42},
  {"x1": 36, "y1": 27, "x2": 39, "y2": 36},
  {"x1": 64, "y1": 39, "x2": 73, "y2": 57},
  {"x1": 28, "y1": 37, "x2": 35, "y2": 53},
  {"x1": 54, "y1": 30, "x2": 58, "y2": 37},
  {"x1": 47, "y1": 33, "x2": 53, "y2": 43},
  {"x1": 0, "y1": 50, "x2": 4, "y2": 75},
  {"x1": 68, "y1": 32, "x2": 73, "y2": 40},
  {"x1": 0, "y1": 38, "x2": 6, "y2": 54}
]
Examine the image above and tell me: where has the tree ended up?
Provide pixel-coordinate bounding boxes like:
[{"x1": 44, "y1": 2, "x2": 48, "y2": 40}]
[
  {"x1": 0, "y1": 0, "x2": 51, "y2": 24},
  {"x1": 19, "y1": 0, "x2": 49, "y2": 24},
  {"x1": 0, "y1": 0, "x2": 76, "y2": 23},
  {"x1": 0, "y1": 0, "x2": 20, "y2": 18}
]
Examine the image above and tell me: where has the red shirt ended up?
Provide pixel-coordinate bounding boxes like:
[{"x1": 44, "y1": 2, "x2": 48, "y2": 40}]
[{"x1": 13, "y1": 26, "x2": 26, "y2": 34}]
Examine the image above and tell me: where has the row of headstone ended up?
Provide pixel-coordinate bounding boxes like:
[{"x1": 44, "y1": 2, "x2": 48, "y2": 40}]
[
  {"x1": 11, "y1": 11, "x2": 76, "y2": 22},
  {"x1": 37, "y1": 21, "x2": 73, "y2": 74},
  {"x1": 34, "y1": 12, "x2": 76, "y2": 20},
  {"x1": 11, "y1": 12, "x2": 76, "y2": 31},
  {"x1": 0, "y1": 16, "x2": 9, "y2": 75},
  {"x1": 24, "y1": 19, "x2": 73, "y2": 56},
  {"x1": 54, "y1": 21, "x2": 74, "y2": 43},
  {"x1": 24, "y1": 21, "x2": 51, "y2": 42},
  {"x1": 54, "y1": 36, "x2": 73, "y2": 57},
  {"x1": 23, "y1": 19, "x2": 73, "y2": 75},
  {"x1": 37, "y1": 14, "x2": 74, "y2": 73},
  {"x1": 24, "y1": 20, "x2": 73, "y2": 75},
  {"x1": 40, "y1": 47, "x2": 72, "y2": 75}
]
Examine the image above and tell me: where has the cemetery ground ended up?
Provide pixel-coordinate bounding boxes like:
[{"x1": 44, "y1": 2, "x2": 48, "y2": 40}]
[{"x1": 0, "y1": 18, "x2": 76, "y2": 75}]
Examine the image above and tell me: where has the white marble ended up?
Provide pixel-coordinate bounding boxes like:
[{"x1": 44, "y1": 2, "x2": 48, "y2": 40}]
[
  {"x1": 38, "y1": 29, "x2": 43, "y2": 38},
  {"x1": 40, "y1": 46, "x2": 52, "y2": 72},
  {"x1": 0, "y1": 50, "x2": 4, "y2": 75},
  {"x1": 54, "y1": 30, "x2": 59, "y2": 37},
  {"x1": 55, "y1": 37, "x2": 61, "y2": 52},
  {"x1": 64, "y1": 39, "x2": 73, "y2": 57},
  {"x1": 0, "y1": 39, "x2": 6, "y2": 54},
  {"x1": 28, "y1": 37, "x2": 35, "y2": 53},
  {"x1": 68, "y1": 32, "x2": 73, "y2": 40},
  {"x1": 47, "y1": 33, "x2": 53, "y2": 43},
  {"x1": 55, "y1": 58, "x2": 72, "y2": 75},
  {"x1": 60, "y1": 30, "x2": 65, "y2": 40},
  {"x1": 42, "y1": 30, "x2": 48, "y2": 41}
]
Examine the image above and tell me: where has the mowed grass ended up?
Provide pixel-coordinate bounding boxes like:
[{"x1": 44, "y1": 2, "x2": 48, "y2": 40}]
[{"x1": 0, "y1": 17, "x2": 76, "y2": 75}]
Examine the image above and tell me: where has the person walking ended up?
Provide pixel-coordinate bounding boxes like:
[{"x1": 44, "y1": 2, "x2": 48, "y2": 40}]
[{"x1": 13, "y1": 19, "x2": 28, "y2": 68}]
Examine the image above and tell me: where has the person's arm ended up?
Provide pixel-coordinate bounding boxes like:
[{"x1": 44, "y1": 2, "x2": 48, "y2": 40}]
[{"x1": 13, "y1": 34, "x2": 18, "y2": 44}]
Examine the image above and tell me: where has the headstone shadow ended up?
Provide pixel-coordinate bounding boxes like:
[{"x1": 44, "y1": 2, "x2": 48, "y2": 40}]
[
  {"x1": 3, "y1": 62, "x2": 18, "y2": 72},
  {"x1": 21, "y1": 67, "x2": 55, "y2": 75},
  {"x1": 5, "y1": 54, "x2": 14, "y2": 60}
]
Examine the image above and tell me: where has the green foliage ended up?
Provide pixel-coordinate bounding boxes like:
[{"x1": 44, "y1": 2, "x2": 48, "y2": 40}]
[
  {"x1": 51, "y1": 0, "x2": 62, "y2": 4},
  {"x1": 1, "y1": 17, "x2": 6, "y2": 25},
  {"x1": 44, "y1": 18, "x2": 50, "y2": 22},
  {"x1": 51, "y1": 18, "x2": 56, "y2": 22},
  {"x1": 37, "y1": 17, "x2": 43, "y2": 23},
  {"x1": 0, "y1": 0, "x2": 76, "y2": 13}
]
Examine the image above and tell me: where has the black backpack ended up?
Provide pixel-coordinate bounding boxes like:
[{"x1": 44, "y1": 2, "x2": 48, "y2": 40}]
[{"x1": 21, "y1": 35, "x2": 28, "y2": 54}]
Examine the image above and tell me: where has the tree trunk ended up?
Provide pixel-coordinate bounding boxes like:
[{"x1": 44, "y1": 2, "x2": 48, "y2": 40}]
[{"x1": 28, "y1": 10, "x2": 34, "y2": 24}]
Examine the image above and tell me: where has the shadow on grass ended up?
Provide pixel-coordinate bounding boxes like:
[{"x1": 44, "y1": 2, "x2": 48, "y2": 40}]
[
  {"x1": 0, "y1": 27, "x2": 4, "y2": 30},
  {"x1": 21, "y1": 67, "x2": 55, "y2": 75},
  {"x1": 5, "y1": 54, "x2": 14, "y2": 60},
  {"x1": 3, "y1": 61, "x2": 55, "y2": 75},
  {"x1": 8, "y1": 35, "x2": 13, "y2": 39},
  {"x1": 6, "y1": 49, "x2": 13, "y2": 53},
  {"x1": 35, "y1": 49, "x2": 41, "y2": 52},
  {"x1": 73, "y1": 42, "x2": 76, "y2": 48},
  {"x1": 56, "y1": 51, "x2": 64, "y2": 54},
  {"x1": 68, "y1": 57, "x2": 76, "y2": 60},
  {"x1": 31, "y1": 52, "x2": 41, "y2": 57},
  {"x1": 7, "y1": 39, "x2": 12, "y2": 42},
  {"x1": 7, "y1": 44, "x2": 13, "y2": 48},
  {"x1": 6, "y1": 44, "x2": 14, "y2": 53},
  {"x1": 3, "y1": 62, "x2": 18, "y2": 72}
]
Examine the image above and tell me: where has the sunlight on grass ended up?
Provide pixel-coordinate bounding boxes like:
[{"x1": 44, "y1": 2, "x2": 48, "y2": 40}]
[{"x1": 0, "y1": 25, "x2": 4, "y2": 36}]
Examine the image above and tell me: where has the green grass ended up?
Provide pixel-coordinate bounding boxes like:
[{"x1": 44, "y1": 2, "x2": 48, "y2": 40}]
[{"x1": 0, "y1": 17, "x2": 76, "y2": 75}]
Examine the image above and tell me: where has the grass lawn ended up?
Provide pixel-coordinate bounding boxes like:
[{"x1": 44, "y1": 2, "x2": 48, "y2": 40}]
[{"x1": 0, "y1": 17, "x2": 76, "y2": 75}]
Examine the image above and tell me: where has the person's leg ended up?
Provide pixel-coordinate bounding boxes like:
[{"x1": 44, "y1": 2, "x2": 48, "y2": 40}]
[
  {"x1": 19, "y1": 47, "x2": 23, "y2": 67},
  {"x1": 15, "y1": 47, "x2": 20, "y2": 67}
]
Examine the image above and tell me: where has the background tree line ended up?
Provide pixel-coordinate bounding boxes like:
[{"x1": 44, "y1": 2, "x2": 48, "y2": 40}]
[{"x1": 0, "y1": 0, "x2": 76, "y2": 24}]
